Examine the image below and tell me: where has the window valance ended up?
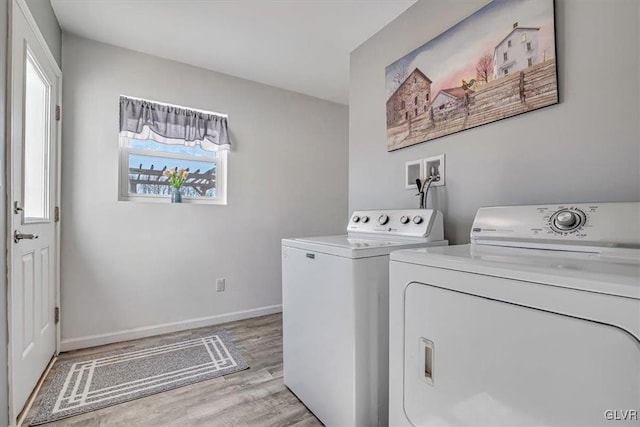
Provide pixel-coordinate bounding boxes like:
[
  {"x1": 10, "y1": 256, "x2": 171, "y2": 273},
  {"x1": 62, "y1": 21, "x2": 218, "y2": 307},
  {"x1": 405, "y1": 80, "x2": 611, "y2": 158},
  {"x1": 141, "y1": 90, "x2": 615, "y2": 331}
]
[{"x1": 119, "y1": 96, "x2": 230, "y2": 151}]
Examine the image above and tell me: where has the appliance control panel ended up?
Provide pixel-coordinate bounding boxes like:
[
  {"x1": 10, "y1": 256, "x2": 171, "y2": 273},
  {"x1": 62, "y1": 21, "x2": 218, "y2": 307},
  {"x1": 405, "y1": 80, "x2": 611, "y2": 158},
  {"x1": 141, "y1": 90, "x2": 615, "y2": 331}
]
[
  {"x1": 470, "y1": 202, "x2": 640, "y2": 250},
  {"x1": 348, "y1": 209, "x2": 443, "y2": 239}
]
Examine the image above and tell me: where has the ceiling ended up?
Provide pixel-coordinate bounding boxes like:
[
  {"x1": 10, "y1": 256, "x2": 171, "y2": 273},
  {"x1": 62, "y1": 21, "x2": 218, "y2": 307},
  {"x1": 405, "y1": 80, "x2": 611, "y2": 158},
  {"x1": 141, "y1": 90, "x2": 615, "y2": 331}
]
[{"x1": 50, "y1": 0, "x2": 417, "y2": 105}]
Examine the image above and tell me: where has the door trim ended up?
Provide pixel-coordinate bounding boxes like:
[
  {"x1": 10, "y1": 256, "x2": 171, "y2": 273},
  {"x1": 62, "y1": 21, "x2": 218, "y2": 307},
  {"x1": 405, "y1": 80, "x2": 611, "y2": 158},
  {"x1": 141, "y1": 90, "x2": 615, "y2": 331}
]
[{"x1": 6, "y1": 0, "x2": 62, "y2": 424}]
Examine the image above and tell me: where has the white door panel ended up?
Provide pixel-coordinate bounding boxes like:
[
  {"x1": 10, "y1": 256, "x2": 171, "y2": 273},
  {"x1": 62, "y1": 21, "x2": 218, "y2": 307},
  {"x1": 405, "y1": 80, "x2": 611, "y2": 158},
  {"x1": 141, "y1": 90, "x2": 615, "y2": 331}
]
[{"x1": 9, "y1": 0, "x2": 60, "y2": 419}]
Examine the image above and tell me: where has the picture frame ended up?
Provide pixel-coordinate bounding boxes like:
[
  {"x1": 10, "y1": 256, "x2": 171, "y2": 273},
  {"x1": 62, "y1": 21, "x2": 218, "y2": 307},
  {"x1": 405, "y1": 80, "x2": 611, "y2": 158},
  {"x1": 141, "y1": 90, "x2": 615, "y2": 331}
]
[{"x1": 386, "y1": 0, "x2": 558, "y2": 151}]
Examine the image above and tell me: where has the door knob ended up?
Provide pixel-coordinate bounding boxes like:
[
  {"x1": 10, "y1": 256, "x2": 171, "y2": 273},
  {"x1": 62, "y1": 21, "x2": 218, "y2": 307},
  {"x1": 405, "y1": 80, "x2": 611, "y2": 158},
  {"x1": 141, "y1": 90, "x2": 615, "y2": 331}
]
[
  {"x1": 13, "y1": 201, "x2": 23, "y2": 214},
  {"x1": 14, "y1": 230, "x2": 38, "y2": 243}
]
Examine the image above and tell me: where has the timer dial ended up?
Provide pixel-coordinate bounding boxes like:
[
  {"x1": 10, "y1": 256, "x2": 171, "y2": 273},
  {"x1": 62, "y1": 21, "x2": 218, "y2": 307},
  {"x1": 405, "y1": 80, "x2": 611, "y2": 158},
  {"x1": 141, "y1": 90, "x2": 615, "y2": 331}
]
[
  {"x1": 352, "y1": 215, "x2": 360, "y2": 223},
  {"x1": 555, "y1": 212, "x2": 577, "y2": 228},
  {"x1": 412, "y1": 215, "x2": 423, "y2": 224},
  {"x1": 361, "y1": 216, "x2": 369, "y2": 223},
  {"x1": 378, "y1": 214, "x2": 389, "y2": 225},
  {"x1": 400, "y1": 215, "x2": 410, "y2": 224},
  {"x1": 550, "y1": 208, "x2": 586, "y2": 233}
]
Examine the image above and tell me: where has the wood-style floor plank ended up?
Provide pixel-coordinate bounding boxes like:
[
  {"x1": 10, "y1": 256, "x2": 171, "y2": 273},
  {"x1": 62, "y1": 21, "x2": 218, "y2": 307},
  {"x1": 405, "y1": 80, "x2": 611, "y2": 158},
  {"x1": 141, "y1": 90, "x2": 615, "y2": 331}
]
[{"x1": 22, "y1": 314, "x2": 323, "y2": 427}]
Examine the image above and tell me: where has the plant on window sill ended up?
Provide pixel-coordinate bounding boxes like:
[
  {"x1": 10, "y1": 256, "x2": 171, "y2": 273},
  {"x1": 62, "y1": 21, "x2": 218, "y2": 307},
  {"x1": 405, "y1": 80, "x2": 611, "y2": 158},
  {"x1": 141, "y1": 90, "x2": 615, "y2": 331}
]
[{"x1": 163, "y1": 168, "x2": 189, "y2": 203}]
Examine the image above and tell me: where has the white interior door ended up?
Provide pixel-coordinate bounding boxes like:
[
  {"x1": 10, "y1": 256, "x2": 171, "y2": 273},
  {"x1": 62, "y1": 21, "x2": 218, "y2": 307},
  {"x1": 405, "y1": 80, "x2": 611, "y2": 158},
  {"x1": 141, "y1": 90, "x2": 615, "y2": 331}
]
[{"x1": 8, "y1": 0, "x2": 61, "y2": 419}]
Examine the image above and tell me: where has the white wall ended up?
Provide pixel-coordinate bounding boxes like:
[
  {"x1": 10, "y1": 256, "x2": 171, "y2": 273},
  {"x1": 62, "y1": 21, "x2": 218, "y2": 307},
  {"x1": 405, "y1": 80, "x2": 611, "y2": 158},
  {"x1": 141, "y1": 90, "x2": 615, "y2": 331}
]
[
  {"x1": 60, "y1": 34, "x2": 349, "y2": 348},
  {"x1": 350, "y1": 0, "x2": 640, "y2": 245}
]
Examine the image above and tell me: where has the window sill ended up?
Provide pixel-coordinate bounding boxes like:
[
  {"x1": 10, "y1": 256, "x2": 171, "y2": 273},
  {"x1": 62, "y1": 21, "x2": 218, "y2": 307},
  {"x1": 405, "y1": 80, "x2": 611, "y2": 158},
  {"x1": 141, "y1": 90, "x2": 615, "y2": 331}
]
[{"x1": 119, "y1": 195, "x2": 227, "y2": 205}]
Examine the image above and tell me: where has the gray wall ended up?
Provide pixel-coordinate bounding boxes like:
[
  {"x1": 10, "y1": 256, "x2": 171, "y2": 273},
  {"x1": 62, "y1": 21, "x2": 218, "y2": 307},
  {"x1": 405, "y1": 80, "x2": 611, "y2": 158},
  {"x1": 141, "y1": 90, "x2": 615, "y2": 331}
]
[
  {"x1": 350, "y1": 0, "x2": 640, "y2": 245},
  {"x1": 25, "y1": 0, "x2": 61, "y2": 67},
  {"x1": 0, "y1": 1, "x2": 8, "y2": 425},
  {"x1": 61, "y1": 34, "x2": 349, "y2": 344}
]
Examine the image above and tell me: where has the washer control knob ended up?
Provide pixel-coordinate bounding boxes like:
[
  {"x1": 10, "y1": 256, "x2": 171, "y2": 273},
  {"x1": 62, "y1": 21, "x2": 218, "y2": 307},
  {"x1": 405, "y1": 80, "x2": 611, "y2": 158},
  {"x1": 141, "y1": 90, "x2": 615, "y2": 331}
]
[
  {"x1": 352, "y1": 215, "x2": 360, "y2": 223},
  {"x1": 378, "y1": 214, "x2": 389, "y2": 225},
  {"x1": 361, "y1": 216, "x2": 369, "y2": 223},
  {"x1": 550, "y1": 209, "x2": 585, "y2": 232},
  {"x1": 555, "y1": 211, "x2": 577, "y2": 228},
  {"x1": 412, "y1": 215, "x2": 423, "y2": 224},
  {"x1": 400, "y1": 215, "x2": 410, "y2": 224}
]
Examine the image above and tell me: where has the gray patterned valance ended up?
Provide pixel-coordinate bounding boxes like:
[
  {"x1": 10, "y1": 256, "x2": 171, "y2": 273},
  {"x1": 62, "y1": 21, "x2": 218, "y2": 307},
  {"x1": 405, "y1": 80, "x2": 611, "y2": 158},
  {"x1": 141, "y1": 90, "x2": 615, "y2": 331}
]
[{"x1": 119, "y1": 96, "x2": 230, "y2": 151}]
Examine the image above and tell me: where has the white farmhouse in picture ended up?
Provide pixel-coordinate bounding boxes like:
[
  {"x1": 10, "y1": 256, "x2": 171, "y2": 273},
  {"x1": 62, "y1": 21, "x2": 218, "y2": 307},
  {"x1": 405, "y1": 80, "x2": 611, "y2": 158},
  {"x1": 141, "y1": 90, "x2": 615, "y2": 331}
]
[{"x1": 493, "y1": 23, "x2": 540, "y2": 79}]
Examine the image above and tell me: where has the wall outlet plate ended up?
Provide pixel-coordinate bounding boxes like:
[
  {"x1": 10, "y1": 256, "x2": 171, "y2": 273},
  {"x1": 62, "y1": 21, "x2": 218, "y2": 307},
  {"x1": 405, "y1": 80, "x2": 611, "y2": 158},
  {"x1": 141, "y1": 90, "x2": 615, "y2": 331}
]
[
  {"x1": 423, "y1": 154, "x2": 445, "y2": 187},
  {"x1": 405, "y1": 159, "x2": 423, "y2": 190},
  {"x1": 216, "y1": 278, "x2": 225, "y2": 292}
]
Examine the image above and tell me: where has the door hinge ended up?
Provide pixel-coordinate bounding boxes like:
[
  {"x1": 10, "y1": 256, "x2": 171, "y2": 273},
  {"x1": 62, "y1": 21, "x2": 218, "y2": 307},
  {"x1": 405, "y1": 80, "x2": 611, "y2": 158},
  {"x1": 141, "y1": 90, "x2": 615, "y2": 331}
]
[
  {"x1": 55, "y1": 105, "x2": 61, "y2": 121},
  {"x1": 54, "y1": 307, "x2": 60, "y2": 324},
  {"x1": 54, "y1": 206, "x2": 60, "y2": 223}
]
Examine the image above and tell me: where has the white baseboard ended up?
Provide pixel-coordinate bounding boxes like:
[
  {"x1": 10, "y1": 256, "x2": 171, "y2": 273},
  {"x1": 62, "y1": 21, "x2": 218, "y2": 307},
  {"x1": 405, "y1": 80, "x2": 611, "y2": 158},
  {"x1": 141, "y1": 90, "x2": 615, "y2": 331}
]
[{"x1": 60, "y1": 305, "x2": 282, "y2": 352}]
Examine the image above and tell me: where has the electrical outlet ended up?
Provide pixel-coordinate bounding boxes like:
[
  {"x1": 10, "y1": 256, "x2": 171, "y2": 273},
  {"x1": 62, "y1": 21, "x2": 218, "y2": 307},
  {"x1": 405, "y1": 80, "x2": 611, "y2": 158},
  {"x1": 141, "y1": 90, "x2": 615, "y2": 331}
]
[
  {"x1": 216, "y1": 278, "x2": 225, "y2": 292},
  {"x1": 423, "y1": 154, "x2": 445, "y2": 187}
]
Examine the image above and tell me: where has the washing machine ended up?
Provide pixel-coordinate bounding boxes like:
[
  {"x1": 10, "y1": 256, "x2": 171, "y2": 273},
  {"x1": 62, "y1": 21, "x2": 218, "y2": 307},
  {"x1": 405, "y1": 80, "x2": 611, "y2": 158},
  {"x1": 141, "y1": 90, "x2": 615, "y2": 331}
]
[
  {"x1": 389, "y1": 202, "x2": 640, "y2": 426},
  {"x1": 282, "y1": 209, "x2": 448, "y2": 427}
]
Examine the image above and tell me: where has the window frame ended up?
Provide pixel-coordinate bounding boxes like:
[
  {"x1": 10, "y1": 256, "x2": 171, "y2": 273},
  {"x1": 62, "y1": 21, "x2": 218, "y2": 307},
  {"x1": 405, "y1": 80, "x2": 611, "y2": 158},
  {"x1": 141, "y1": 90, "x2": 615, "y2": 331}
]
[{"x1": 118, "y1": 134, "x2": 228, "y2": 205}]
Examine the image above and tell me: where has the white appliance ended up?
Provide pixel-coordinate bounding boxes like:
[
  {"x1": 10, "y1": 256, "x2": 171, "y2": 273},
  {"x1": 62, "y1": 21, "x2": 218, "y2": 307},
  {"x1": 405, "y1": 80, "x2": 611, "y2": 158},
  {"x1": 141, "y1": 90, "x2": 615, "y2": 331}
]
[
  {"x1": 282, "y1": 209, "x2": 448, "y2": 427},
  {"x1": 389, "y1": 202, "x2": 640, "y2": 426}
]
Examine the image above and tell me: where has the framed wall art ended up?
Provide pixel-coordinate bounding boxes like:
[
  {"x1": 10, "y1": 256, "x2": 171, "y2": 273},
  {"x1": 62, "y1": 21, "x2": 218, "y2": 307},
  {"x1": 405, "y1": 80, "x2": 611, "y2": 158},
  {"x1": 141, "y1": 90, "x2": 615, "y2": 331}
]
[{"x1": 386, "y1": 0, "x2": 557, "y2": 151}]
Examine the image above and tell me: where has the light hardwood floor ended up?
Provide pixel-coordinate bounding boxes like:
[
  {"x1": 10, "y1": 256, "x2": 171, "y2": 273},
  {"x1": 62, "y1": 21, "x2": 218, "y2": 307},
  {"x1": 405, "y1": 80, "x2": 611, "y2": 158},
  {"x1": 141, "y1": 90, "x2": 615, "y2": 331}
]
[{"x1": 23, "y1": 314, "x2": 322, "y2": 427}]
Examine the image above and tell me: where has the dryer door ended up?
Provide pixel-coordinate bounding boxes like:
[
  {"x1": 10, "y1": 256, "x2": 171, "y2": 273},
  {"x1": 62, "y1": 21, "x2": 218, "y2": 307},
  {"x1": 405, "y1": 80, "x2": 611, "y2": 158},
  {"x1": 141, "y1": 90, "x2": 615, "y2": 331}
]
[{"x1": 404, "y1": 282, "x2": 640, "y2": 426}]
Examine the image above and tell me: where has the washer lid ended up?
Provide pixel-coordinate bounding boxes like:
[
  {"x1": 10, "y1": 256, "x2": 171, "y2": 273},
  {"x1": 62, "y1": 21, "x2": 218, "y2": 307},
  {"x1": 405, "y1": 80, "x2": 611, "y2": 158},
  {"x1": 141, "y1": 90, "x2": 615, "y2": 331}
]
[
  {"x1": 283, "y1": 235, "x2": 447, "y2": 258},
  {"x1": 391, "y1": 244, "x2": 640, "y2": 299}
]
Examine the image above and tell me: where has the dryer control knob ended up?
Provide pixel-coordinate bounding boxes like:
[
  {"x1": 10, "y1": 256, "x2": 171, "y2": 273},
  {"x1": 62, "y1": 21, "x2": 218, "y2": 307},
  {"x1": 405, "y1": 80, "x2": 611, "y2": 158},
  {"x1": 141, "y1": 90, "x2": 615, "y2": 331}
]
[
  {"x1": 378, "y1": 214, "x2": 389, "y2": 225},
  {"x1": 550, "y1": 209, "x2": 585, "y2": 233},
  {"x1": 400, "y1": 215, "x2": 410, "y2": 224},
  {"x1": 352, "y1": 215, "x2": 360, "y2": 223},
  {"x1": 412, "y1": 215, "x2": 423, "y2": 224},
  {"x1": 555, "y1": 211, "x2": 577, "y2": 228},
  {"x1": 361, "y1": 216, "x2": 369, "y2": 223}
]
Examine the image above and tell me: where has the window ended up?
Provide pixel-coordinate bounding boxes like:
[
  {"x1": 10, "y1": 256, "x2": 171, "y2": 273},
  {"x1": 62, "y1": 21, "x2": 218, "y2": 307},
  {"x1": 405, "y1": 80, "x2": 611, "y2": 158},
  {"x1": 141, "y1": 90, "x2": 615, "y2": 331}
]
[
  {"x1": 401, "y1": 100, "x2": 405, "y2": 109},
  {"x1": 527, "y1": 42, "x2": 532, "y2": 52},
  {"x1": 414, "y1": 96, "x2": 418, "y2": 105},
  {"x1": 120, "y1": 138, "x2": 227, "y2": 203},
  {"x1": 424, "y1": 105, "x2": 427, "y2": 112},
  {"x1": 119, "y1": 96, "x2": 229, "y2": 204},
  {"x1": 504, "y1": 69, "x2": 509, "y2": 76},
  {"x1": 503, "y1": 52, "x2": 508, "y2": 62},
  {"x1": 414, "y1": 77, "x2": 417, "y2": 83},
  {"x1": 426, "y1": 93, "x2": 430, "y2": 101},
  {"x1": 521, "y1": 33, "x2": 527, "y2": 42},
  {"x1": 507, "y1": 40, "x2": 512, "y2": 48},
  {"x1": 528, "y1": 57, "x2": 533, "y2": 67},
  {"x1": 24, "y1": 52, "x2": 51, "y2": 221},
  {"x1": 414, "y1": 108, "x2": 418, "y2": 116},
  {"x1": 405, "y1": 111, "x2": 408, "y2": 120}
]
